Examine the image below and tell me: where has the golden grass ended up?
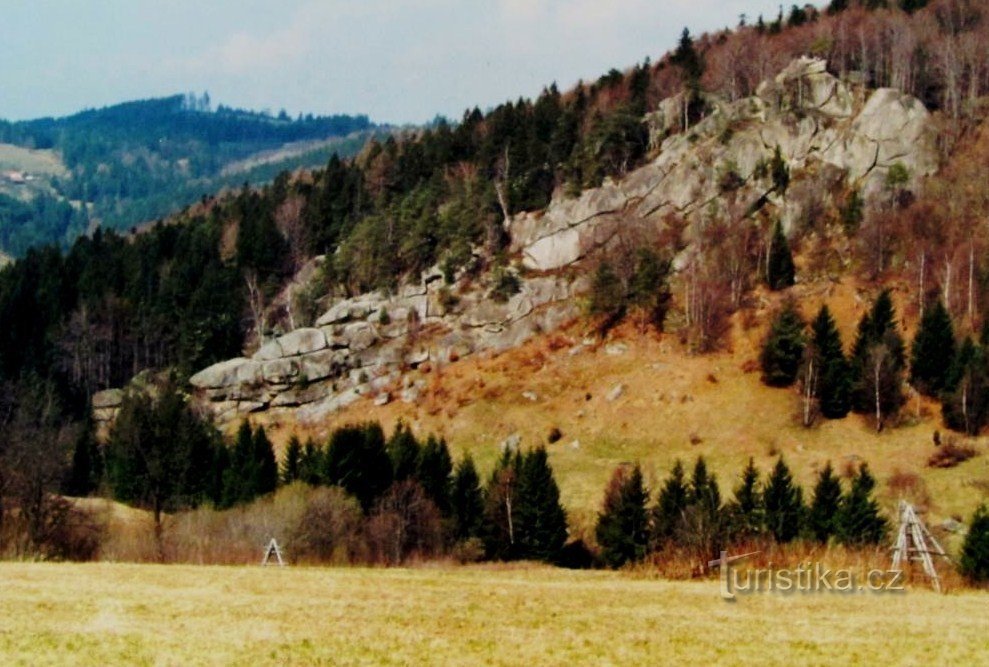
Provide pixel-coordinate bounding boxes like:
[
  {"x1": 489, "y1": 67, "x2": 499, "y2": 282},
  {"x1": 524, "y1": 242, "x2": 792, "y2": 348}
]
[
  {"x1": 254, "y1": 277, "x2": 989, "y2": 543},
  {"x1": 0, "y1": 143, "x2": 67, "y2": 176},
  {"x1": 0, "y1": 561, "x2": 986, "y2": 665}
]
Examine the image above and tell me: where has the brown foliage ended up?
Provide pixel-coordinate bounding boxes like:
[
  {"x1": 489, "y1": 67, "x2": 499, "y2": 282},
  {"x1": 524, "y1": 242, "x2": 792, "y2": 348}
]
[{"x1": 928, "y1": 439, "x2": 979, "y2": 468}]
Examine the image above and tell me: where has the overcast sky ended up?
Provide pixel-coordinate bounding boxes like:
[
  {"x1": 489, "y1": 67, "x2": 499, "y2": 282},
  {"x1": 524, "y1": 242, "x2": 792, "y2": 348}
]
[{"x1": 2, "y1": 1, "x2": 794, "y2": 124}]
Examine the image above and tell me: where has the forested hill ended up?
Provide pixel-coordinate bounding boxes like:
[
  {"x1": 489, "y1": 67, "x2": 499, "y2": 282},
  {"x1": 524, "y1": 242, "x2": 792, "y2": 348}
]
[{"x1": 0, "y1": 94, "x2": 379, "y2": 254}]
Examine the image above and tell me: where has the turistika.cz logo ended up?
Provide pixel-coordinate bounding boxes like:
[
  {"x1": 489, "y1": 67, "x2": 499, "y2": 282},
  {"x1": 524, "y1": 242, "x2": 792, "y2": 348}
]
[{"x1": 709, "y1": 551, "x2": 906, "y2": 601}]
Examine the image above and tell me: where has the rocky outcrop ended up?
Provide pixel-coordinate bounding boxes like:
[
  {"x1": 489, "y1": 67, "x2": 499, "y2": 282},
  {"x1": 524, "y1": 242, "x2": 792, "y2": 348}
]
[
  {"x1": 512, "y1": 57, "x2": 938, "y2": 272},
  {"x1": 189, "y1": 273, "x2": 581, "y2": 424}
]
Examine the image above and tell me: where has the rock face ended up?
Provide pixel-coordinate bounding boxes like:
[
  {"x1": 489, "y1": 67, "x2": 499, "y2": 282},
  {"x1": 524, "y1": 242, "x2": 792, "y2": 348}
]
[
  {"x1": 188, "y1": 273, "x2": 580, "y2": 424},
  {"x1": 512, "y1": 57, "x2": 938, "y2": 272},
  {"x1": 173, "y1": 58, "x2": 938, "y2": 428}
]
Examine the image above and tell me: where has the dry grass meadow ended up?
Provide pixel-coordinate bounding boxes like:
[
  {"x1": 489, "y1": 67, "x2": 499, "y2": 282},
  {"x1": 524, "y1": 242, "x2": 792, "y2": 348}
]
[
  {"x1": 0, "y1": 561, "x2": 986, "y2": 665},
  {"x1": 256, "y1": 279, "x2": 989, "y2": 539}
]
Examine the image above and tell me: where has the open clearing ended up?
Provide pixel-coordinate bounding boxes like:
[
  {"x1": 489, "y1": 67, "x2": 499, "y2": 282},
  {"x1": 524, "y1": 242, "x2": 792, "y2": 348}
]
[{"x1": 0, "y1": 562, "x2": 986, "y2": 665}]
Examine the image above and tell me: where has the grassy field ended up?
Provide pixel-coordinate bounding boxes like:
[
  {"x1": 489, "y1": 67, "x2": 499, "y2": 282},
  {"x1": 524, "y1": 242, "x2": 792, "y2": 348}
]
[{"x1": 0, "y1": 562, "x2": 986, "y2": 665}]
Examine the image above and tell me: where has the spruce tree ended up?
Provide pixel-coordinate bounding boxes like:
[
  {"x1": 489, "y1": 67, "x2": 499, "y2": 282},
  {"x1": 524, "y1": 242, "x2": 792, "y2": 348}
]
[
  {"x1": 650, "y1": 460, "x2": 689, "y2": 548},
  {"x1": 761, "y1": 300, "x2": 806, "y2": 387},
  {"x1": 730, "y1": 458, "x2": 763, "y2": 538},
  {"x1": 282, "y1": 435, "x2": 302, "y2": 485},
  {"x1": 810, "y1": 305, "x2": 852, "y2": 419},
  {"x1": 595, "y1": 464, "x2": 649, "y2": 568},
  {"x1": 910, "y1": 299, "x2": 955, "y2": 397},
  {"x1": 942, "y1": 338, "x2": 989, "y2": 435},
  {"x1": 387, "y1": 420, "x2": 421, "y2": 482},
  {"x1": 482, "y1": 449, "x2": 522, "y2": 560},
  {"x1": 324, "y1": 422, "x2": 393, "y2": 512},
  {"x1": 960, "y1": 504, "x2": 989, "y2": 582},
  {"x1": 451, "y1": 455, "x2": 484, "y2": 541},
  {"x1": 253, "y1": 426, "x2": 278, "y2": 496},
  {"x1": 763, "y1": 457, "x2": 804, "y2": 543},
  {"x1": 514, "y1": 447, "x2": 568, "y2": 563},
  {"x1": 766, "y1": 220, "x2": 795, "y2": 290},
  {"x1": 850, "y1": 290, "x2": 906, "y2": 426},
  {"x1": 222, "y1": 420, "x2": 256, "y2": 507},
  {"x1": 298, "y1": 438, "x2": 322, "y2": 485},
  {"x1": 417, "y1": 435, "x2": 453, "y2": 515},
  {"x1": 835, "y1": 464, "x2": 888, "y2": 546},
  {"x1": 807, "y1": 462, "x2": 842, "y2": 544}
]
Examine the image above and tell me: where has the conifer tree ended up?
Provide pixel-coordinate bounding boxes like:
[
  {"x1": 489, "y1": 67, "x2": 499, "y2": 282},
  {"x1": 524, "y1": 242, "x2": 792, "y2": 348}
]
[
  {"x1": 514, "y1": 447, "x2": 568, "y2": 562},
  {"x1": 451, "y1": 455, "x2": 484, "y2": 541},
  {"x1": 807, "y1": 462, "x2": 842, "y2": 544},
  {"x1": 324, "y1": 422, "x2": 393, "y2": 512},
  {"x1": 387, "y1": 421, "x2": 421, "y2": 482},
  {"x1": 252, "y1": 426, "x2": 278, "y2": 496},
  {"x1": 595, "y1": 464, "x2": 649, "y2": 568},
  {"x1": 729, "y1": 458, "x2": 763, "y2": 538},
  {"x1": 850, "y1": 290, "x2": 906, "y2": 428},
  {"x1": 761, "y1": 300, "x2": 806, "y2": 387},
  {"x1": 809, "y1": 305, "x2": 852, "y2": 419},
  {"x1": 298, "y1": 438, "x2": 322, "y2": 485},
  {"x1": 417, "y1": 435, "x2": 453, "y2": 515},
  {"x1": 650, "y1": 460, "x2": 689, "y2": 548},
  {"x1": 960, "y1": 504, "x2": 989, "y2": 582},
  {"x1": 942, "y1": 338, "x2": 989, "y2": 435},
  {"x1": 835, "y1": 464, "x2": 887, "y2": 546},
  {"x1": 282, "y1": 435, "x2": 302, "y2": 485},
  {"x1": 910, "y1": 299, "x2": 955, "y2": 397},
  {"x1": 64, "y1": 417, "x2": 102, "y2": 497},
  {"x1": 766, "y1": 220, "x2": 795, "y2": 290},
  {"x1": 222, "y1": 420, "x2": 256, "y2": 507},
  {"x1": 763, "y1": 457, "x2": 804, "y2": 543},
  {"x1": 482, "y1": 449, "x2": 522, "y2": 560}
]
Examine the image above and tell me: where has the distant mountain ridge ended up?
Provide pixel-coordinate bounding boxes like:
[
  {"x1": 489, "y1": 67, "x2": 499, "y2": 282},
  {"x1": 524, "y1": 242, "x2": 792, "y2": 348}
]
[{"x1": 0, "y1": 94, "x2": 381, "y2": 255}]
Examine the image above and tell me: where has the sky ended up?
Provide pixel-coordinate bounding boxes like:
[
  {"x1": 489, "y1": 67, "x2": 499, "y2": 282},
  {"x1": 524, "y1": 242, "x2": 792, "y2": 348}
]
[{"x1": 2, "y1": 0, "x2": 794, "y2": 124}]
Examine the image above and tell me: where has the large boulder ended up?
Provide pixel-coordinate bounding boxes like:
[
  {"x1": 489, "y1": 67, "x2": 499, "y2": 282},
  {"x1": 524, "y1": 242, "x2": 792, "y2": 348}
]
[{"x1": 190, "y1": 358, "x2": 261, "y2": 389}]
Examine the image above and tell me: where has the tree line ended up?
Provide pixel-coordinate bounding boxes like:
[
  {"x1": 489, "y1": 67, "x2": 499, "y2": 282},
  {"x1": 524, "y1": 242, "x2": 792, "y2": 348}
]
[
  {"x1": 64, "y1": 384, "x2": 570, "y2": 565},
  {"x1": 595, "y1": 456, "x2": 887, "y2": 569}
]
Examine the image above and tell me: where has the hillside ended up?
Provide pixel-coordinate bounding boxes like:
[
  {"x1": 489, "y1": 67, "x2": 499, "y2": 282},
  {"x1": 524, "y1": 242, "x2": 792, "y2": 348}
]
[
  {"x1": 3, "y1": 0, "x2": 989, "y2": 574},
  {"x1": 0, "y1": 95, "x2": 379, "y2": 254}
]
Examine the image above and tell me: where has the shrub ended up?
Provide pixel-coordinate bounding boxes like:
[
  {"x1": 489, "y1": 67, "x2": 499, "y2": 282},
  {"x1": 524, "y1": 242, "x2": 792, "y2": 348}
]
[
  {"x1": 960, "y1": 505, "x2": 989, "y2": 582},
  {"x1": 927, "y1": 439, "x2": 978, "y2": 468}
]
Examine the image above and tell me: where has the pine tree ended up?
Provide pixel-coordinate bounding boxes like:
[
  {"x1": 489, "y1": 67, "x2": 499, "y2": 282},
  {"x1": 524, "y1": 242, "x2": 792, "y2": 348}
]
[
  {"x1": 729, "y1": 458, "x2": 763, "y2": 538},
  {"x1": 910, "y1": 299, "x2": 955, "y2": 397},
  {"x1": 595, "y1": 464, "x2": 650, "y2": 568},
  {"x1": 451, "y1": 455, "x2": 484, "y2": 541},
  {"x1": 282, "y1": 435, "x2": 302, "y2": 485},
  {"x1": 688, "y1": 456, "x2": 721, "y2": 519},
  {"x1": 417, "y1": 435, "x2": 453, "y2": 515},
  {"x1": 763, "y1": 457, "x2": 804, "y2": 543},
  {"x1": 514, "y1": 447, "x2": 568, "y2": 562},
  {"x1": 761, "y1": 300, "x2": 806, "y2": 387},
  {"x1": 809, "y1": 305, "x2": 852, "y2": 419},
  {"x1": 960, "y1": 504, "x2": 989, "y2": 582},
  {"x1": 807, "y1": 462, "x2": 842, "y2": 544},
  {"x1": 650, "y1": 460, "x2": 689, "y2": 548},
  {"x1": 252, "y1": 426, "x2": 278, "y2": 496},
  {"x1": 835, "y1": 464, "x2": 888, "y2": 546},
  {"x1": 766, "y1": 220, "x2": 795, "y2": 290},
  {"x1": 387, "y1": 420, "x2": 421, "y2": 482}
]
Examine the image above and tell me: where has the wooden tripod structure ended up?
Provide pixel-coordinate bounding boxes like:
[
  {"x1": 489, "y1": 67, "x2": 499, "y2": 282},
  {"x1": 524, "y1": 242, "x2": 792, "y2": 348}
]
[
  {"x1": 261, "y1": 538, "x2": 285, "y2": 566},
  {"x1": 891, "y1": 501, "x2": 950, "y2": 592}
]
